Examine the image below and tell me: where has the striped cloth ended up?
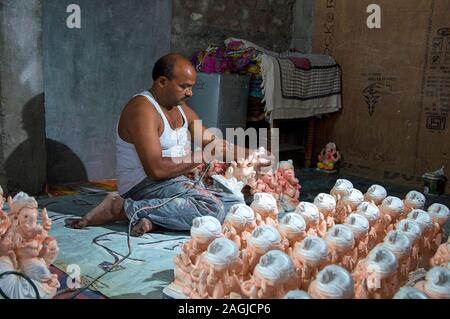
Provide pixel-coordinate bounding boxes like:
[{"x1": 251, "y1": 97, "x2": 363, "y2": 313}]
[
  {"x1": 277, "y1": 56, "x2": 341, "y2": 101},
  {"x1": 260, "y1": 52, "x2": 342, "y2": 123},
  {"x1": 223, "y1": 38, "x2": 342, "y2": 123}
]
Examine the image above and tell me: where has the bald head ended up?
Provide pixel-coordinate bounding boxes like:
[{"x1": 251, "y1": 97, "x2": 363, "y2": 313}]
[{"x1": 152, "y1": 53, "x2": 194, "y2": 81}]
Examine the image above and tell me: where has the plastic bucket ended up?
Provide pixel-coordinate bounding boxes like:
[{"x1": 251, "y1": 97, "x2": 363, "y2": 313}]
[{"x1": 422, "y1": 173, "x2": 447, "y2": 196}]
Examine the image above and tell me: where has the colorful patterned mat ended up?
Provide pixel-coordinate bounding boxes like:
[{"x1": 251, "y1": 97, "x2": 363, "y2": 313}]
[{"x1": 46, "y1": 180, "x2": 117, "y2": 197}]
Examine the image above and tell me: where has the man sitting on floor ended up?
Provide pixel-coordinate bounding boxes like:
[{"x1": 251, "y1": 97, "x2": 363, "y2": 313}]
[{"x1": 66, "y1": 53, "x2": 268, "y2": 236}]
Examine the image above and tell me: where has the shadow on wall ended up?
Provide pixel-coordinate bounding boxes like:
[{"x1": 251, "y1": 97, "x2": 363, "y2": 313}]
[
  {"x1": 46, "y1": 138, "x2": 88, "y2": 185},
  {"x1": 4, "y1": 93, "x2": 87, "y2": 196}
]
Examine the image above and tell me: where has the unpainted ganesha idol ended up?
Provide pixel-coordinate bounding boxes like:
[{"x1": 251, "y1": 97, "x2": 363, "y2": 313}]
[
  {"x1": 188, "y1": 237, "x2": 241, "y2": 299},
  {"x1": 252, "y1": 147, "x2": 272, "y2": 165},
  {"x1": 277, "y1": 159, "x2": 295, "y2": 171},
  {"x1": 277, "y1": 213, "x2": 307, "y2": 255},
  {"x1": 379, "y1": 196, "x2": 405, "y2": 232},
  {"x1": 251, "y1": 171, "x2": 280, "y2": 199},
  {"x1": 395, "y1": 219, "x2": 422, "y2": 271},
  {"x1": 429, "y1": 237, "x2": 449, "y2": 268},
  {"x1": 355, "y1": 245, "x2": 398, "y2": 299},
  {"x1": 0, "y1": 192, "x2": 59, "y2": 299},
  {"x1": 313, "y1": 193, "x2": 336, "y2": 217},
  {"x1": 364, "y1": 184, "x2": 387, "y2": 206},
  {"x1": 355, "y1": 202, "x2": 381, "y2": 249},
  {"x1": 295, "y1": 202, "x2": 321, "y2": 237},
  {"x1": 427, "y1": 203, "x2": 449, "y2": 227},
  {"x1": 241, "y1": 249, "x2": 298, "y2": 299},
  {"x1": 407, "y1": 209, "x2": 434, "y2": 234},
  {"x1": 325, "y1": 224, "x2": 356, "y2": 272},
  {"x1": 17, "y1": 237, "x2": 60, "y2": 296},
  {"x1": 427, "y1": 203, "x2": 449, "y2": 250},
  {"x1": 276, "y1": 160, "x2": 301, "y2": 212},
  {"x1": 415, "y1": 267, "x2": 450, "y2": 299},
  {"x1": 330, "y1": 179, "x2": 353, "y2": 202},
  {"x1": 174, "y1": 215, "x2": 222, "y2": 289},
  {"x1": 335, "y1": 188, "x2": 364, "y2": 224},
  {"x1": 366, "y1": 245, "x2": 398, "y2": 297},
  {"x1": 308, "y1": 264, "x2": 354, "y2": 299},
  {"x1": 250, "y1": 193, "x2": 279, "y2": 226},
  {"x1": 344, "y1": 213, "x2": 370, "y2": 261},
  {"x1": 382, "y1": 230, "x2": 412, "y2": 286},
  {"x1": 226, "y1": 157, "x2": 256, "y2": 183},
  {"x1": 403, "y1": 190, "x2": 426, "y2": 214},
  {"x1": 241, "y1": 225, "x2": 283, "y2": 279},
  {"x1": 189, "y1": 216, "x2": 223, "y2": 261},
  {"x1": 313, "y1": 193, "x2": 336, "y2": 236},
  {"x1": 355, "y1": 202, "x2": 381, "y2": 227},
  {"x1": 407, "y1": 209, "x2": 435, "y2": 267},
  {"x1": 222, "y1": 204, "x2": 256, "y2": 250},
  {"x1": 292, "y1": 235, "x2": 329, "y2": 290}
]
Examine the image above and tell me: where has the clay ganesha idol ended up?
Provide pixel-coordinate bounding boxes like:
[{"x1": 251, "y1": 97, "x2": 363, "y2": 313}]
[
  {"x1": 0, "y1": 192, "x2": 60, "y2": 299},
  {"x1": 241, "y1": 249, "x2": 298, "y2": 299},
  {"x1": 364, "y1": 184, "x2": 387, "y2": 206},
  {"x1": 308, "y1": 264, "x2": 354, "y2": 299},
  {"x1": 330, "y1": 179, "x2": 353, "y2": 202}
]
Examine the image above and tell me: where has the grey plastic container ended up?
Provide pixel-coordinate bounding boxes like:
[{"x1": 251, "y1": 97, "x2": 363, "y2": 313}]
[{"x1": 188, "y1": 73, "x2": 249, "y2": 136}]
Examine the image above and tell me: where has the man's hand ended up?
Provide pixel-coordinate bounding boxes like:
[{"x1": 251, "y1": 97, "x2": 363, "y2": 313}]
[
  {"x1": 252, "y1": 148, "x2": 274, "y2": 173},
  {"x1": 204, "y1": 136, "x2": 232, "y2": 163}
]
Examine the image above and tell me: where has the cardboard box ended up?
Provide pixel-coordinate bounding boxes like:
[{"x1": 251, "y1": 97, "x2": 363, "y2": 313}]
[{"x1": 312, "y1": 0, "x2": 450, "y2": 193}]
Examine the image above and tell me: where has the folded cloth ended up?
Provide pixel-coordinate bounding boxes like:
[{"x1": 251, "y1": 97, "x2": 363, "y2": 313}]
[
  {"x1": 287, "y1": 57, "x2": 311, "y2": 70},
  {"x1": 224, "y1": 38, "x2": 342, "y2": 123},
  {"x1": 261, "y1": 54, "x2": 341, "y2": 123}
]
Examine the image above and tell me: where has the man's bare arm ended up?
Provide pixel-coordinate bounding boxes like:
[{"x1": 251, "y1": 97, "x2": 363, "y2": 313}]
[
  {"x1": 182, "y1": 102, "x2": 270, "y2": 167},
  {"x1": 125, "y1": 100, "x2": 205, "y2": 180}
]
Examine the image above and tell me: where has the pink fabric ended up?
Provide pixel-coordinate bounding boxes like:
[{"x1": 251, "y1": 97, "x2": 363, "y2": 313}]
[{"x1": 287, "y1": 57, "x2": 311, "y2": 70}]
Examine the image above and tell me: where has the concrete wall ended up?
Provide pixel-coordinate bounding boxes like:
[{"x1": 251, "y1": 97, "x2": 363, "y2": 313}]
[
  {"x1": 43, "y1": 0, "x2": 172, "y2": 183},
  {"x1": 0, "y1": 0, "x2": 46, "y2": 195},
  {"x1": 0, "y1": 0, "x2": 310, "y2": 191},
  {"x1": 172, "y1": 0, "x2": 296, "y2": 57},
  {"x1": 291, "y1": 0, "x2": 314, "y2": 52}
]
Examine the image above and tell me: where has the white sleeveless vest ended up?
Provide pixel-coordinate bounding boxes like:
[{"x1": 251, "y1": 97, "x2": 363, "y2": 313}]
[{"x1": 116, "y1": 90, "x2": 189, "y2": 195}]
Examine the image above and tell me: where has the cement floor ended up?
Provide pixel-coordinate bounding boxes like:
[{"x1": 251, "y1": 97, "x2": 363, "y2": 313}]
[{"x1": 36, "y1": 168, "x2": 450, "y2": 240}]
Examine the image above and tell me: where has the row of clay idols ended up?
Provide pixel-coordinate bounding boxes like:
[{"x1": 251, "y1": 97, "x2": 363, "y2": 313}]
[
  {"x1": 289, "y1": 187, "x2": 448, "y2": 298},
  {"x1": 308, "y1": 181, "x2": 448, "y2": 262},
  {"x1": 329, "y1": 180, "x2": 444, "y2": 236},
  {"x1": 284, "y1": 266, "x2": 450, "y2": 299},
  {"x1": 172, "y1": 182, "x2": 449, "y2": 298},
  {"x1": 303, "y1": 214, "x2": 448, "y2": 298},
  {"x1": 171, "y1": 197, "x2": 448, "y2": 298},
  {"x1": 173, "y1": 213, "x2": 450, "y2": 299},
  {"x1": 0, "y1": 187, "x2": 60, "y2": 299}
]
